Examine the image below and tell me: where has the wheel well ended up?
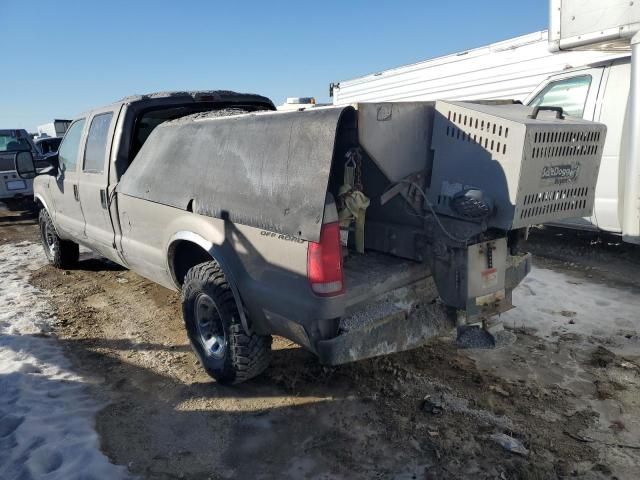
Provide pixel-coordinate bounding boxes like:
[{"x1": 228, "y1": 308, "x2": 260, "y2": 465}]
[
  {"x1": 33, "y1": 196, "x2": 46, "y2": 213},
  {"x1": 170, "y1": 240, "x2": 213, "y2": 286}
]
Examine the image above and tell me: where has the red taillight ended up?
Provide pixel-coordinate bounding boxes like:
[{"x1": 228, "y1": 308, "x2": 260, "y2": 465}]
[{"x1": 307, "y1": 222, "x2": 344, "y2": 296}]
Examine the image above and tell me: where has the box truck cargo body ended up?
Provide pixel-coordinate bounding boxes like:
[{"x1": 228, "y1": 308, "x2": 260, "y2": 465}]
[{"x1": 331, "y1": 31, "x2": 625, "y2": 106}]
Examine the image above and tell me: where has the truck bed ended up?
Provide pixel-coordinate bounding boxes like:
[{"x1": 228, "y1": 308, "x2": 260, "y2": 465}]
[{"x1": 343, "y1": 251, "x2": 432, "y2": 314}]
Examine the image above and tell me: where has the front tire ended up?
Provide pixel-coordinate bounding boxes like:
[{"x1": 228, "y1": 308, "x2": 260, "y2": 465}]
[
  {"x1": 182, "y1": 261, "x2": 272, "y2": 384},
  {"x1": 39, "y1": 209, "x2": 79, "y2": 269}
]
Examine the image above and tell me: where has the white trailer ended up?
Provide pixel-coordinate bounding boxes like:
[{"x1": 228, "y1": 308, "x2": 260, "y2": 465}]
[{"x1": 331, "y1": 31, "x2": 625, "y2": 105}]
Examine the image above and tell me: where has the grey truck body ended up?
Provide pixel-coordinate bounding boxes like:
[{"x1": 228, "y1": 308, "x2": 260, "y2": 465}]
[{"x1": 27, "y1": 90, "x2": 606, "y2": 365}]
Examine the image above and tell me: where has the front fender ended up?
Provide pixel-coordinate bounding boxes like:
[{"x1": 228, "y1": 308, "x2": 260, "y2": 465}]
[{"x1": 34, "y1": 192, "x2": 50, "y2": 214}]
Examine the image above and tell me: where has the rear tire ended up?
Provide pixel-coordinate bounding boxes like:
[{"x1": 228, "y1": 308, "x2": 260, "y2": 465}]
[
  {"x1": 182, "y1": 261, "x2": 272, "y2": 384},
  {"x1": 39, "y1": 209, "x2": 79, "y2": 269}
]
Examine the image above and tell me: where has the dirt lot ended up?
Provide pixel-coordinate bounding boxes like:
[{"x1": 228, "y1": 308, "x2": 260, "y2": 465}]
[{"x1": 2, "y1": 204, "x2": 640, "y2": 479}]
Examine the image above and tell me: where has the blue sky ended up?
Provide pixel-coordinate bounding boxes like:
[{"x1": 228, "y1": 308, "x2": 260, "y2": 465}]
[{"x1": 2, "y1": 1, "x2": 547, "y2": 131}]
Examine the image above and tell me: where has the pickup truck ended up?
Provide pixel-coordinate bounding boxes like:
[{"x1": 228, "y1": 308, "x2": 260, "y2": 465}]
[
  {"x1": 14, "y1": 91, "x2": 606, "y2": 384},
  {"x1": 0, "y1": 129, "x2": 42, "y2": 204}
]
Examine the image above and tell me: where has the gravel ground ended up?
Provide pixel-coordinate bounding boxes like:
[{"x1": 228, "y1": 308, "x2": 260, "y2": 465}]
[{"x1": 2, "y1": 204, "x2": 639, "y2": 479}]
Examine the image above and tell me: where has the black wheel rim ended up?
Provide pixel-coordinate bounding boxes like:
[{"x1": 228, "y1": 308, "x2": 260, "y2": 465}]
[{"x1": 194, "y1": 293, "x2": 227, "y2": 359}]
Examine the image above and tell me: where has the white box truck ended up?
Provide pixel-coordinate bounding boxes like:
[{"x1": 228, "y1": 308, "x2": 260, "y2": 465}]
[
  {"x1": 331, "y1": 28, "x2": 636, "y2": 241},
  {"x1": 546, "y1": 0, "x2": 640, "y2": 244}
]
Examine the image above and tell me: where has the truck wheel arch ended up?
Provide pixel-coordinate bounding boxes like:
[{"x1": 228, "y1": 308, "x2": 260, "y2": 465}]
[
  {"x1": 34, "y1": 194, "x2": 61, "y2": 237},
  {"x1": 34, "y1": 194, "x2": 50, "y2": 215},
  {"x1": 166, "y1": 231, "x2": 251, "y2": 334}
]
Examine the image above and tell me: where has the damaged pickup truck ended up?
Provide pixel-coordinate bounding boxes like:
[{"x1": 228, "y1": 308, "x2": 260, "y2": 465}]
[{"x1": 15, "y1": 91, "x2": 606, "y2": 384}]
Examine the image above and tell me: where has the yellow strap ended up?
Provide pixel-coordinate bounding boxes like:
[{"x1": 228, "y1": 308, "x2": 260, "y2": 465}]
[{"x1": 339, "y1": 188, "x2": 370, "y2": 253}]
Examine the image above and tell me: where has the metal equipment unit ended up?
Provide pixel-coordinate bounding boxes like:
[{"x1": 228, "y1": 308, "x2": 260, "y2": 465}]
[
  {"x1": 428, "y1": 101, "x2": 606, "y2": 230},
  {"x1": 353, "y1": 100, "x2": 606, "y2": 318}
]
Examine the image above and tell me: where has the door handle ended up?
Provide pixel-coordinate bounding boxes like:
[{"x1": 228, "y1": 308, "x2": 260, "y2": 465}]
[
  {"x1": 100, "y1": 189, "x2": 108, "y2": 209},
  {"x1": 73, "y1": 184, "x2": 79, "y2": 201}
]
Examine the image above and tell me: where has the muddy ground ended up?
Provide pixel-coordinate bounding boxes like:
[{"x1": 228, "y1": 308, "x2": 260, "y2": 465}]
[{"x1": 2, "y1": 203, "x2": 639, "y2": 479}]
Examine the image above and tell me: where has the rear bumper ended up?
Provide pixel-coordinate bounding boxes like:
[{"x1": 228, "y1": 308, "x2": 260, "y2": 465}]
[
  {"x1": 316, "y1": 252, "x2": 532, "y2": 365},
  {"x1": 0, "y1": 171, "x2": 33, "y2": 200},
  {"x1": 316, "y1": 275, "x2": 453, "y2": 365},
  {"x1": 317, "y1": 299, "x2": 454, "y2": 365}
]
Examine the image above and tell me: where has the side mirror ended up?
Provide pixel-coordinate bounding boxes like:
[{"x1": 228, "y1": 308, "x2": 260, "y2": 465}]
[
  {"x1": 14, "y1": 151, "x2": 37, "y2": 179},
  {"x1": 38, "y1": 152, "x2": 59, "y2": 171}
]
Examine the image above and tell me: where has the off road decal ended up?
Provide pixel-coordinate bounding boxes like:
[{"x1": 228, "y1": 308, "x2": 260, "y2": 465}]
[{"x1": 260, "y1": 231, "x2": 305, "y2": 243}]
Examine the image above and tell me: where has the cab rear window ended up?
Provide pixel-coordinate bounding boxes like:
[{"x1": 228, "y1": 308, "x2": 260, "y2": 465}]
[{"x1": 0, "y1": 134, "x2": 31, "y2": 153}]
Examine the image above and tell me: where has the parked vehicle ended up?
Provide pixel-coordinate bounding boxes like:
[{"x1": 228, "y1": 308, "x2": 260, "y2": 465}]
[
  {"x1": 543, "y1": 0, "x2": 640, "y2": 244},
  {"x1": 34, "y1": 136, "x2": 63, "y2": 156},
  {"x1": 276, "y1": 97, "x2": 323, "y2": 111},
  {"x1": 0, "y1": 129, "x2": 41, "y2": 202},
  {"x1": 37, "y1": 119, "x2": 72, "y2": 139},
  {"x1": 14, "y1": 90, "x2": 605, "y2": 384},
  {"x1": 525, "y1": 57, "x2": 630, "y2": 234}
]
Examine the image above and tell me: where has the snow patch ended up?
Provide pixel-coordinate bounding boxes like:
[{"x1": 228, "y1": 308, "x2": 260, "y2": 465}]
[
  {"x1": 0, "y1": 242, "x2": 129, "y2": 479},
  {"x1": 503, "y1": 266, "x2": 640, "y2": 352}
]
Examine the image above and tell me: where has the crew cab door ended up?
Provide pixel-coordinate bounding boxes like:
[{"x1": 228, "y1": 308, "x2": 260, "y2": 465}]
[
  {"x1": 592, "y1": 60, "x2": 630, "y2": 234},
  {"x1": 77, "y1": 106, "x2": 121, "y2": 262},
  {"x1": 51, "y1": 118, "x2": 87, "y2": 240},
  {"x1": 526, "y1": 66, "x2": 605, "y2": 229}
]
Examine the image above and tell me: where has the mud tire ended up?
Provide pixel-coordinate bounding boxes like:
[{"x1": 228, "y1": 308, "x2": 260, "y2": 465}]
[
  {"x1": 39, "y1": 209, "x2": 79, "y2": 269},
  {"x1": 182, "y1": 261, "x2": 272, "y2": 384}
]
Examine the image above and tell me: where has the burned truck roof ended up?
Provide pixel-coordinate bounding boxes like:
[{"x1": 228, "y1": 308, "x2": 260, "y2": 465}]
[
  {"x1": 79, "y1": 90, "x2": 276, "y2": 117},
  {"x1": 116, "y1": 90, "x2": 275, "y2": 108}
]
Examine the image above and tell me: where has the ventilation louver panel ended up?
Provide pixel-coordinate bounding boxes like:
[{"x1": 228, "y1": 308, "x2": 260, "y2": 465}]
[{"x1": 430, "y1": 101, "x2": 606, "y2": 230}]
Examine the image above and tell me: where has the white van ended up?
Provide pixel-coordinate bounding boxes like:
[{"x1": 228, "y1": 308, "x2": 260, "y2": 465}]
[{"x1": 525, "y1": 57, "x2": 631, "y2": 235}]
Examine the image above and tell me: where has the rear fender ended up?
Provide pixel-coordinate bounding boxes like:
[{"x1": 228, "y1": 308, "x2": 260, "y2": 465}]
[{"x1": 166, "y1": 230, "x2": 251, "y2": 334}]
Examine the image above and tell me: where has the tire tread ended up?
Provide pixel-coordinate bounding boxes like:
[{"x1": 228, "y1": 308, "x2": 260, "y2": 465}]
[
  {"x1": 38, "y1": 209, "x2": 79, "y2": 269},
  {"x1": 182, "y1": 261, "x2": 271, "y2": 384}
]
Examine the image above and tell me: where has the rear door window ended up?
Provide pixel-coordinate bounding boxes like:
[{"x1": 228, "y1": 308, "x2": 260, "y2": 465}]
[
  {"x1": 58, "y1": 119, "x2": 86, "y2": 173},
  {"x1": 528, "y1": 75, "x2": 592, "y2": 118},
  {"x1": 83, "y1": 113, "x2": 114, "y2": 173}
]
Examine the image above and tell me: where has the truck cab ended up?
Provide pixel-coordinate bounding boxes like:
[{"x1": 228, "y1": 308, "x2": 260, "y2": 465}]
[
  {"x1": 33, "y1": 91, "x2": 275, "y2": 265},
  {"x1": 525, "y1": 57, "x2": 631, "y2": 234}
]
